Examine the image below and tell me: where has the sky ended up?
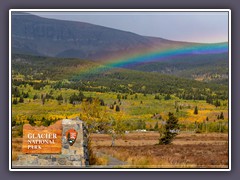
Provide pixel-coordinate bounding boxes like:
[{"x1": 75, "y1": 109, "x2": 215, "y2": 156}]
[{"x1": 28, "y1": 11, "x2": 229, "y2": 43}]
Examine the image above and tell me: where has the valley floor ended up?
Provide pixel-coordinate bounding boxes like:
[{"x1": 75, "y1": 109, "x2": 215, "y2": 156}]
[
  {"x1": 91, "y1": 132, "x2": 228, "y2": 168},
  {"x1": 12, "y1": 132, "x2": 228, "y2": 168}
]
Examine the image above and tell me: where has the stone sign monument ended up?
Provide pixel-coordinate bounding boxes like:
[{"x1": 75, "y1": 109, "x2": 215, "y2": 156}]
[{"x1": 13, "y1": 118, "x2": 89, "y2": 168}]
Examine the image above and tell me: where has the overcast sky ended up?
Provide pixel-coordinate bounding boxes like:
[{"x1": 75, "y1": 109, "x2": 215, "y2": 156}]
[{"x1": 28, "y1": 11, "x2": 229, "y2": 43}]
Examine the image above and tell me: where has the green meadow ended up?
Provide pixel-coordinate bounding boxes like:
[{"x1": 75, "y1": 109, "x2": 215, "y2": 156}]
[{"x1": 12, "y1": 83, "x2": 228, "y2": 133}]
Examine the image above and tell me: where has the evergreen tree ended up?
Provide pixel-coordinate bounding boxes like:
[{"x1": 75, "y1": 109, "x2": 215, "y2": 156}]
[
  {"x1": 115, "y1": 105, "x2": 120, "y2": 112},
  {"x1": 78, "y1": 91, "x2": 85, "y2": 101},
  {"x1": 176, "y1": 107, "x2": 179, "y2": 113},
  {"x1": 149, "y1": 124, "x2": 153, "y2": 130},
  {"x1": 27, "y1": 116, "x2": 36, "y2": 126},
  {"x1": 154, "y1": 122, "x2": 159, "y2": 130},
  {"x1": 155, "y1": 95, "x2": 160, "y2": 100},
  {"x1": 86, "y1": 96, "x2": 93, "y2": 103},
  {"x1": 41, "y1": 96, "x2": 45, "y2": 105},
  {"x1": 214, "y1": 100, "x2": 221, "y2": 107},
  {"x1": 45, "y1": 93, "x2": 54, "y2": 100},
  {"x1": 220, "y1": 112, "x2": 224, "y2": 119},
  {"x1": 158, "y1": 114, "x2": 162, "y2": 120},
  {"x1": 56, "y1": 94, "x2": 63, "y2": 101},
  {"x1": 69, "y1": 93, "x2": 78, "y2": 104},
  {"x1": 19, "y1": 96, "x2": 24, "y2": 103},
  {"x1": 99, "y1": 99, "x2": 105, "y2": 106},
  {"x1": 110, "y1": 104, "x2": 114, "y2": 109},
  {"x1": 41, "y1": 117, "x2": 51, "y2": 126},
  {"x1": 69, "y1": 92, "x2": 85, "y2": 104},
  {"x1": 117, "y1": 94, "x2": 121, "y2": 100},
  {"x1": 159, "y1": 112, "x2": 179, "y2": 145},
  {"x1": 164, "y1": 94, "x2": 171, "y2": 100},
  {"x1": 13, "y1": 98, "x2": 18, "y2": 105},
  {"x1": 194, "y1": 106, "x2": 198, "y2": 115},
  {"x1": 142, "y1": 121, "x2": 146, "y2": 129},
  {"x1": 33, "y1": 94, "x2": 38, "y2": 100},
  {"x1": 12, "y1": 87, "x2": 20, "y2": 97},
  {"x1": 134, "y1": 94, "x2": 138, "y2": 99},
  {"x1": 23, "y1": 92, "x2": 29, "y2": 98},
  {"x1": 206, "y1": 96, "x2": 213, "y2": 104},
  {"x1": 12, "y1": 120, "x2": 16, "y2": 127}
]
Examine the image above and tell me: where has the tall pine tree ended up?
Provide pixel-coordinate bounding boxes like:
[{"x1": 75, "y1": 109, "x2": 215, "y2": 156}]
[{"x1": 159, "y1": 112, "x2": 179, "y2": 145}]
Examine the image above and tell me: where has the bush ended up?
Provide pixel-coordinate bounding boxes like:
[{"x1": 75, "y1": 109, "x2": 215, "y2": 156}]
[
  {"x1": 56, "y1": 94, "x2": 63, "y2": 101},
  {"x1": 27, "y1": 116, "x2": 36, "y2": 126},
  {"x1": 164, "y1": 94, "x2": 171, "y2": 100},
  {"x1": 33, "y1": 94, "x2": 38, "y2": 100},
  {"x1": 18, "y1": 125, "x2": 23, "y2": 137}
]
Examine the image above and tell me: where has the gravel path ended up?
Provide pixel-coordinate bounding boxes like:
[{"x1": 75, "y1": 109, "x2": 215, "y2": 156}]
[{"x1": 93, "y1": 151, "x2": 128, "y2": 168}]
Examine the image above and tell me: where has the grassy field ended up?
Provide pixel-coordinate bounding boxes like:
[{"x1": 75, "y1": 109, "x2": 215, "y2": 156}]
[
  {"x1": 92, "y1": 132, "x2": 228, "y2": 168},
  {"x1": 11, "y1": 86, "x2": 229, "y2": 168},
  {"x1": 12, "y1": 85, "x2": 228, "y2": 125}
]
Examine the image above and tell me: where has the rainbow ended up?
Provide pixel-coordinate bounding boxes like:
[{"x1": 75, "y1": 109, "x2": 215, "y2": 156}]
[{"x1": 72, "y1": 42, "x2": 228, "y2": 79}]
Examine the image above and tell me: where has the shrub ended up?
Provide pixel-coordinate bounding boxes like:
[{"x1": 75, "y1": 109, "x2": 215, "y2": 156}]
[
  {"x1": 56, "y1": 94, "x2": 63, "y2": 101},
  {"x1": 33, "y1": 94, "x2": 38, "y2": 100}
]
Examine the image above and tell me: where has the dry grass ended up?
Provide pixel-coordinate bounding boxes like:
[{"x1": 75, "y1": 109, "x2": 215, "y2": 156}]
[
  {"x1": 12, "y1": 131, "x2": 228, "y2": 168},
  {"x1": 12, "y1": 151, "x2": 19, "y2": 161},
  {"x1": 91, "y1": 132, "x2": 228, "y2": 146},
  {"x1": 12, "y1": 137, "x2": 23, "y2": 161},
  {"x1": 92, "y1": 132, "x2": 228, "y2": 168},
  {"x1": 95, "y1": 155, "x2": 109, "y2": 165}
]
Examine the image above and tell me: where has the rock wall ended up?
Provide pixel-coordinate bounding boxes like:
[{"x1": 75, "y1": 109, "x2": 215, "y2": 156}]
[{"x1": 13, "y1": 118, "x2": 89, "y2": 168}]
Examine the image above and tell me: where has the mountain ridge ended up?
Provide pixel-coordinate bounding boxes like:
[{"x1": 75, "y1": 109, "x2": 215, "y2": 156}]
[{"x1": 12, "y1": 13, "x2": 228, "y2": 61}]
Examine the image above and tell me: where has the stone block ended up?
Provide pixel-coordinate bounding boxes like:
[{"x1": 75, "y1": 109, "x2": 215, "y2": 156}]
[
  {"x1": 58, "y1": 158, "x2": 67, "y2": 165},
  {"x1": 38, "y1": 155, "x2": 51, "y2": 159},
  {"x1": 14, "y1": 119, "x2": 88, "y2": 167},
  {"x1": 66, "y1": 161, "x2": 73, "y2": 166},
  {"x1": 73, "y1": 161, "x2": 81, "y2": 166},
  {"x1": 63, "y1": 144, "x2": 69, "y2": 149},
  {"x1": 38, "y1": 159, "x2": 49, "y2": 166},
  {"x1": 69, "y1": 155, "x2": 81, "y2": 161},
  {"x1": 75, "y1": 149, "x2": 84, "y2": 155}
]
